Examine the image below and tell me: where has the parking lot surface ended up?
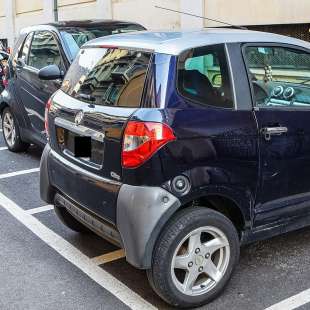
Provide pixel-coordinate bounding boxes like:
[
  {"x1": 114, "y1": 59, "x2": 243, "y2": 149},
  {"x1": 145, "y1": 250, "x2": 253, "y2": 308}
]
[{"x1": 1, "y1": 129, "x2": 310, "y2": 310}]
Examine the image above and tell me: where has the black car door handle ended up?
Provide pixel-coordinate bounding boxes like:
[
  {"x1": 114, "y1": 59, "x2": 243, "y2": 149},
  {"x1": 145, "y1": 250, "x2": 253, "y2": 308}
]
[{"x1": 261, "y1": 126, "x2": 288, "y2": 141}]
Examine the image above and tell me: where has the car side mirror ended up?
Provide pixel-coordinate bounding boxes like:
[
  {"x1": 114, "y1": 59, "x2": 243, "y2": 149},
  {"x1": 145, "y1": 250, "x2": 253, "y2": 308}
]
[{"x1": 38, "y1": 64, "x2": 63, "y2": 81}]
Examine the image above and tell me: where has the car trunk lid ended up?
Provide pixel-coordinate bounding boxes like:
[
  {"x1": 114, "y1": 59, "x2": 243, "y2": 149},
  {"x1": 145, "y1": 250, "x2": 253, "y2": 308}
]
[{"x1": 48, "y1": 46, "x2": 152, "y2": 181}]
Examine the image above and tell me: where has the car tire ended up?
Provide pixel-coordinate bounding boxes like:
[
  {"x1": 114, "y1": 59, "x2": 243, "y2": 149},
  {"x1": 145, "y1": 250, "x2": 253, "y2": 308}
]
[
  {"x1": 147, "y1": 207, "x2": 240, "y2": 308},
  {"x1": 2, "y1": 107, "x2": 29, "y2": 152},
  {"x1": 54, "y1": 205, "x2": 91, "y2": 233}
]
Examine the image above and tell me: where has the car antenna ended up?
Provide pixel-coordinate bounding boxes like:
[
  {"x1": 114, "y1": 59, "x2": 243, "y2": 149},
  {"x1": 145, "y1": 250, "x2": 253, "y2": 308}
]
[{"x1": 155, "y1": 5, "x2": 248, "y2": 30}]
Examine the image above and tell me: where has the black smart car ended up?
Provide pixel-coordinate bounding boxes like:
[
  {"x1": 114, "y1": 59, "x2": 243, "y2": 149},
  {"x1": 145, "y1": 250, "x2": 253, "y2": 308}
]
[
  {"x1": 41, "y1": 29, "x2": 310, "y2": 307},
  {"x1": 0, "y1": 20, "x2": 145, "y2": 152}
]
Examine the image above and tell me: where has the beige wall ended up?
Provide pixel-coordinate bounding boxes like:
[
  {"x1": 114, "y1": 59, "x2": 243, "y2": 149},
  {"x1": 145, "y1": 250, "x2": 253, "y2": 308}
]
[
  {"x1": 16, "y1": 0, "x2": 43, "y2": 15},
  {"x1": 58, "y1": 0, "x2": 96, "y2": 5},
  {"x1": 112, "y1": 0, "x2": 180, "y2": 29},
  {"x1": 14, "y1": 0, "x2": 45, "y2": 37},
  {"x1": 0, "y1": 2, "x2": 5, "y2": 17},
  {"x1": 0, "y1": 1, "x2": 5, "y2": 37},
  {"x1": 58, "y1": 0, "x2": 98, "y2": 20},
  {"x1": 15, "y1": 12, "x2": 46, "y2": 35},
  {"x1": 204, "y1": 0, "x2": 310, "y2": 27},
  {"x1": 2, "y1": 0, "x2": 310, "y2": 47}
]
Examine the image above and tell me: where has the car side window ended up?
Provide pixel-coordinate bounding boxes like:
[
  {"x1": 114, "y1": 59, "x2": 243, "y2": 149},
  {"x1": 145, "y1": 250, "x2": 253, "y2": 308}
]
[
  {"x1": 28, "y1": 31, "x2": 63, "y2": 70},
  {"x1": 177, "y1": 44, "x2": 234, "y2": 108},
  {"x1": 19, "y1": 33, "x2": 33, "y2": 63},
  {"x1": 244, "y1": 45, "x2": 310, "y2": 108}
]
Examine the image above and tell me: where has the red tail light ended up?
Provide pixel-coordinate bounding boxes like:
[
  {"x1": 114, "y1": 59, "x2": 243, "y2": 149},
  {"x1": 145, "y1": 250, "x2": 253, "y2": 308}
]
[
  {"x1": 45, "y1": 98, "x2": 52, "y2": 136},
  {"x1": 2, "y1": 77, "x2": 8, "y2": 88},
  {"x1": 2, "y1": 66, "x2": 8, "y2": 88},
  {"x1": 122, "y1": 121, "x2": 176, "y2": 168}
]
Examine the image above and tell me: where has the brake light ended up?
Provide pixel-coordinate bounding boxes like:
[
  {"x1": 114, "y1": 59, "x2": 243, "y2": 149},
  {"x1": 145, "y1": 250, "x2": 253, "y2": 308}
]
[
  {"x1": 122, "y1": 121, "x2": 176, "y2": 168},
  {"x1": 45, "y1": 98, "x2": 52, "y2": 136},
  {"x1": 2, "y1": 66, "x2": 8, "y2": 88},
  {"x1": 99, "y1": 45, "x2": 117, "y2": 49}
]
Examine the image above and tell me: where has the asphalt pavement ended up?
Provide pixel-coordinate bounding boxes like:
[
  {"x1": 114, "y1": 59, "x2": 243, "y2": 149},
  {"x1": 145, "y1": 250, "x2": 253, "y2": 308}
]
[{"x1": 1, "y1": 130, "x2": 310, "y2": 310}]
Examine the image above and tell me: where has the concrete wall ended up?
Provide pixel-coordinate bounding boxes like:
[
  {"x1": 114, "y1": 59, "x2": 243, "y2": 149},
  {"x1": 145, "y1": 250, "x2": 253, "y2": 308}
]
[
  {"x1": 1, "y1": 0, "x2": 310, "y2": 48},
  {"x1": 112, "y1": 0, "x2": 180, "y2": 30},
  {"x1": 57, "y1": 0, "x2": 98, "y2": 20},
  {"x1": 0, "y1": 1, "x2": 6, "y2": 44},
  {"x1": 15, "y1": 0, "x2": 45, "y2": 36},
  {"x1": 204, "y1": 0, "x2": 310, "y2": 27}
]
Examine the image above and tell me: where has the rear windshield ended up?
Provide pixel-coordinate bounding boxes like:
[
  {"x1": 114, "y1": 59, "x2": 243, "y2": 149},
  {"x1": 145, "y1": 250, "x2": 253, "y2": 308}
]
[
  {"x1": 61, "y1": 48, "x2": 151, "y2": 107},
  {"x1": 60, "y1": 24, "x2": 145, "y2": 59}
]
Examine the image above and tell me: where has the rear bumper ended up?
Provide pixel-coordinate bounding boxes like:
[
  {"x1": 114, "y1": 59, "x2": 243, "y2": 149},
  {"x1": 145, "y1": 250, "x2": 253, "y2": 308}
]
[
  {"x1": 40, "y1": 144, "x2": 181, "y2": 269},
  {"x1": 117, "y1": 184, "x2": 180, "y2": 268}
]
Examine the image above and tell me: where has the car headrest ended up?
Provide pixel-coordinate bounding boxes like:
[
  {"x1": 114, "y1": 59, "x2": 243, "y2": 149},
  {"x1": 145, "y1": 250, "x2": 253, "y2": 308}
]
[{"x1": 180, "y1": 69, "x2": 215, "y2": 99}]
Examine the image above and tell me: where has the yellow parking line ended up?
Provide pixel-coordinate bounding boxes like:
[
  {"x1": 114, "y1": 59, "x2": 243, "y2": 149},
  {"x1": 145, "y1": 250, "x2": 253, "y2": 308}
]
[{"x1": 91, "y1": 249, "x2": 125, "y2": 265}]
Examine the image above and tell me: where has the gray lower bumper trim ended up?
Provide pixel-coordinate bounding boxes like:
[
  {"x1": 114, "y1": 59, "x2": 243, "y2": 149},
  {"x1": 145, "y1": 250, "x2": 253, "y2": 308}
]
[
  {"x1": 40, "y1": 144, "x2": 55, "y2": 204},
  {"x1": 55, "y1": 193, "x2": 122, "y2": 247},
  {"x1": 117, "y1": 184, "x2": 181, "y2": 269}
]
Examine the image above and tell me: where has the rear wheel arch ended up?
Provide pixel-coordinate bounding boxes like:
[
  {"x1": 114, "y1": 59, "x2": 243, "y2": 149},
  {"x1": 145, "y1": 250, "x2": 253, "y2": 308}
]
[
  {"x1": 1, "y1": 100, "x2": 27, "y2": 131},
  {"x1": 145, "y1": 193, "x2": 247, "y2": 269},
  {"x1": 183, "y1": 194, "x2": 247, "y2": 237},
  {"x1": 0, "y1": 102, "x2": 8, "y2": 116}
]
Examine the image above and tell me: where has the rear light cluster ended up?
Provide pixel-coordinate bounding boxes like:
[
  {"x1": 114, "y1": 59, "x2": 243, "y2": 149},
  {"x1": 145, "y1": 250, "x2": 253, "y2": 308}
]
[
  {"x1": 45, "y1": 98, "x2": 52, "y2": 136},
  {"x1": 2, "y1": 66, "x2": 8, "y2": 88},
  {"x1": 122, "y1": 121, "x2": 176, "y2": 168}
]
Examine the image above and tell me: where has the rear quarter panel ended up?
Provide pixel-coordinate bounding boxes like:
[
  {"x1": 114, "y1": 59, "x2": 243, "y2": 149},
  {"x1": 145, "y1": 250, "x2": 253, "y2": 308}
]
[{"x1": 127, "y1": 53, "x2": 259, "y2": 228}]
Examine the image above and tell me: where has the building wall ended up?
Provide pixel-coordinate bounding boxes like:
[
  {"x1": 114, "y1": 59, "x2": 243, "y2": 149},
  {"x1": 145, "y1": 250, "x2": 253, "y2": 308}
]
[
  {"x1": 0, "y1": 2, "x2": 6, "y2": 44},
  {"x1": 1, "y1": 0, "x2": 310, "y2": 48},
  {"x1": 15, "y1": 0, "x2": 45, "y2": 35},
  {"x1": 57, "y1": 0, "x2": 98, "y2": 20},
  {"x1": 204, "y1": 0, "x2": 310, "y2": 27},
  {"x1": 112, "y1": 0, "x2": 180, "y2": 30}
]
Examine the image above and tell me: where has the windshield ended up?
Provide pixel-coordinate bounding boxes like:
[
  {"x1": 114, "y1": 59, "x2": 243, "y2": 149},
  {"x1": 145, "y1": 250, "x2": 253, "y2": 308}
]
[{"x1": 60, "y1": 24, "x2": 145, "y2": 60}]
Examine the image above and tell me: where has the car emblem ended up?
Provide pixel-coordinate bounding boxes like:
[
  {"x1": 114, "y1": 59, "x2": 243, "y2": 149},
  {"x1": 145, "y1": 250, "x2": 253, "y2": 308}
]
[{"x1": 75, "y1": 111, "x2": 84, "y2": 126}]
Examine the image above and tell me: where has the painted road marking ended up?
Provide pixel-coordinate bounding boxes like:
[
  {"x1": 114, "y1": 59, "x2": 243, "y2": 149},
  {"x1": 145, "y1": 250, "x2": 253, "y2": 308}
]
[
  {"x1": 0, "y1": 146, "x2": 7, "y2": 151},
  {"x1": 92, "y1": 249, "x2": 125, "y2": 265},
  {"x1": 26, "y1": 205, "x2": 54, "y2": 215},
  {"x1": 0, "y1": 167, "x2": 40, "y2": 180},
  {"x1": 0, "y1": 192, "x2": 156, "y2": 310},
  {"x1": 265, "y1": 288, "x2": 310, "y2": 310}
]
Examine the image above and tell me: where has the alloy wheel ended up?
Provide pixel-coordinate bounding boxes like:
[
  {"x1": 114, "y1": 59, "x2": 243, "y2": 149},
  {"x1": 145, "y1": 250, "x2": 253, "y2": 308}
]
[
  {"x1": 3, "y1": 111, "x2": 16, "y2": 147},
  {"x1": 171, "y1": 226, "x2": 230, "y2": 296}
]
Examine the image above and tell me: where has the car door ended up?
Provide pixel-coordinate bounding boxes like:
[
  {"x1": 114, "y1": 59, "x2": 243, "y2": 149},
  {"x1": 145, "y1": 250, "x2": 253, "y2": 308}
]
[
  {"x1": 15, "y1": 30, "x2": 65, "y2": 142},
  {"x1": 243, "y1": 43, "x2": 310, "y2": 226}
]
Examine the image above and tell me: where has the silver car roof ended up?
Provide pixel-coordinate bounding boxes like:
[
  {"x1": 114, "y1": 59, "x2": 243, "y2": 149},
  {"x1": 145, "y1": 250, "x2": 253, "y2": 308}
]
[{"x1": 84, "y1": 29, "x2": 310, "y2": 55}]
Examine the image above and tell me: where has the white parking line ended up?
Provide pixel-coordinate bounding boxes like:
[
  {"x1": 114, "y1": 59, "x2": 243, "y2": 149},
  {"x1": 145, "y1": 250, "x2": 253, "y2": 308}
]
[
  {"x1": 0, "y1": 192, "x2": 156, "y2": 310},
  {"x1": 0, "y1": 146, "x2": 7, "y2": 151},
  {"x1": 0, "y1": 167, "x2": 40, "y2": 180},
  {"x1": 26, "y1": 205, "x2": 54, "y2": 215},
  {"x1": 265, "y1": 289, "x2": 310, "y2": 310}
]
